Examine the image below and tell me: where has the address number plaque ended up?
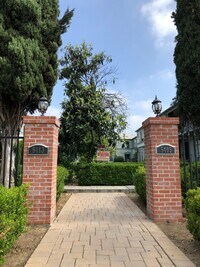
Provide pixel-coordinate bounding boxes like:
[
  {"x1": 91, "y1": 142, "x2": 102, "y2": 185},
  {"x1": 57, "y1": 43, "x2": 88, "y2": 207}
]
[
  {"x1": 156, "y1": 144, "x2": 175, "y2": 155},
  {"x1": 28, "y1": 144, "x2": 49, "y2": 155}
]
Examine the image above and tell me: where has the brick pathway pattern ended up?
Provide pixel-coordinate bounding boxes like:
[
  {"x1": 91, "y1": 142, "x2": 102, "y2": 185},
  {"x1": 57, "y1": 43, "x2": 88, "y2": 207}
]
[{"x1": 25, "y1": 193, "x2": 195, "y2": 267}]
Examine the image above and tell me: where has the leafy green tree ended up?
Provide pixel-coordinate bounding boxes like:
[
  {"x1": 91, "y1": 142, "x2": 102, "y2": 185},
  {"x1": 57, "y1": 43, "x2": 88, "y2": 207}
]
[
  {"x1": 172, "y1": 1, "x2": 200, "y2": 126},
  {"x1": 0, "y1": 1, "x2": 73, "y2": 185},
  {"x1": 59, "y1": 42, "x2": 127, "y2": 163}
]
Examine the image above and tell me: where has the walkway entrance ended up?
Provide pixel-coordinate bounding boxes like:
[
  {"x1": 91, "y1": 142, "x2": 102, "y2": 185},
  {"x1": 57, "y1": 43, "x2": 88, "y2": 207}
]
[{"x1": 25, "y1": 193, "x2": 194, "y2": 267}]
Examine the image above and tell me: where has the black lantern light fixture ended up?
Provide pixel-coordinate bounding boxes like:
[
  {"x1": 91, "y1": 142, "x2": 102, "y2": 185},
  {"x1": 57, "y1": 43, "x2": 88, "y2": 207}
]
[
  {"x1": 38, "y1": 97, "x2": 49, "y2": 116},
  {"x1": 152, "y1": 95, "x2": 162, "y2": 117}
]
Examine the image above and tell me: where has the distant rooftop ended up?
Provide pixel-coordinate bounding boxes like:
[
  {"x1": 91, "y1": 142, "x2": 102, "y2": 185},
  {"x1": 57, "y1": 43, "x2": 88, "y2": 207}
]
[{"x1": 119, "y1": 133, "x2": 136, "y2": 140}]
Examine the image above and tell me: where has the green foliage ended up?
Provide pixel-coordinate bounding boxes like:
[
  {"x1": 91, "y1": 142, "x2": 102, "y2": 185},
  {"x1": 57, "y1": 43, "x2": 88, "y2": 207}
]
[
  {"x1": 180, "y1": 162, "x2": 191, "y2": 197},
  {"x1": 180, "y1": 162, "x2": 200, "y2": 197},
  {"x1": 14, "y1": 140, "x2": 24, "y2": 186},
  {"x1": 114, "y1": 156, "x2": 124, "y2": 162},
  {"x1": 172, "y1": 1, "x2": 200, "y2": 126},
  {"x1": 185, "y1": 188, "x2": 200, "y2": 240},
  {"x1": 57, "y1": 166, "x2": 69, "y2": 201},
  {"x1": 0, "y1": 1, "x2": 73, "y2": 132},
  {"x1": 190, "y1": 161, "x2": 200, "y2": 187},
  {"x1": 69, "y1": 162, "x2": 141, "y2": 186},
  {"x1": 134, "y1": 166, "x2": 146, "y2": 202},
  {"x1": 0, "y1": 184, "x2": 29, "y2": 264},
  {"x1": 59, "y1": 42, "x2": 127, "y2": 163}
]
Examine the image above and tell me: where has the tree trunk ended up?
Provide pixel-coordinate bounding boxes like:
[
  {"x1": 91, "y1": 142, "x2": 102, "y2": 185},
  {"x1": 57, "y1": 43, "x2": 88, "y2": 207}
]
[
  {"x1": 0, "y1": 129, "x2": 17, "y2": 187},
  {"x1": 0, "y1": 102, "x2": 22, "y2": 187}
]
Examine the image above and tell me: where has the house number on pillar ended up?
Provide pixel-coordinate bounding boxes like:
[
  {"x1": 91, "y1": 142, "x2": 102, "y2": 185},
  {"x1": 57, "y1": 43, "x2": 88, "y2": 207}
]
[
  {"x1": 156, "y1": 144, "x2": 175, "y2": 155},
  {"x1": 28, "y1": 144, "x2": 49, "y2": 155}
]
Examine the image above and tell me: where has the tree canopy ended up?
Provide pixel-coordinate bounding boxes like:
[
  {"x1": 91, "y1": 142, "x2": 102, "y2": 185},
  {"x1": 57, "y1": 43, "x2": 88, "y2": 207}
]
[
  {"x1": 172, "y1": 0, "x2": 200, "y2": 126},
  {"x1": 59, "y1": 42, "x2": 127, "y2": 163},
  {"x1": 0, "y1": 0, "x2": 73, "y2": 132}
]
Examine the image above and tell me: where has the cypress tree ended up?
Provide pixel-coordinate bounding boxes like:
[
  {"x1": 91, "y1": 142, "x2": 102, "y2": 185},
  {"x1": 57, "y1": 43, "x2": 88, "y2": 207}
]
[
  {"x1": 0, "y1": 0, "x2": 73, "y2": 132},
  {"x1": 172, "y1": 0, "x2": 200, "y2": 126},
  {"x1": 0, "y1": 1, "x2": 73, "y2": 186}
]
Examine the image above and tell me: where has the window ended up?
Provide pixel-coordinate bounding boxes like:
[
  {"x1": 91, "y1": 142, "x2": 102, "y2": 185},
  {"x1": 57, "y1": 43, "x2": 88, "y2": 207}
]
[{"x1": 122, "y1": 141, "x2": 130, "y2": 149}]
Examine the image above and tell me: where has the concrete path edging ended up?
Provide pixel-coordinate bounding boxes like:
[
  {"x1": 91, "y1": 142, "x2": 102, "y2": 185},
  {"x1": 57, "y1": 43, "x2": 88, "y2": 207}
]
[{"x1": 64, "y1": 185, "x2": 135, "y2": 193}]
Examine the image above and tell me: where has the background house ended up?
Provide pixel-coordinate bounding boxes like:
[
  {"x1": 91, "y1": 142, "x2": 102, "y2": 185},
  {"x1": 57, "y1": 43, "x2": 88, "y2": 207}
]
[
  {"x1": 136, "y1": 127, "x2": 145, "y2": 162},
  {"x1": 114, "y1": 135, "x2": 137, "y2": 162},
  {"x1": 134, "y1": 102, "x2": 200, "y2": 163},
  {"x1": 160, "y1": 103, "x2": 200, "y2": 162}
]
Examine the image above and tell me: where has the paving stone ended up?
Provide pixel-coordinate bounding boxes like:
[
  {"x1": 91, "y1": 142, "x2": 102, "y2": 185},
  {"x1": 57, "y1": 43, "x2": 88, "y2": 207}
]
[
  {"x1": 75, "y1": 258, "x2": 94, "y2": 266},
  {"x1": 124, "y1": 261, "x2": 146, "y2": 267},
  {"x1": 171, "y1": 260, "x2": 196, "y2": 267},
  {"x1": 110, "y1": 255, "x2": 129, "y2": 262},
  {"x1": 60, "y1": 258, "x2": 76, "y2": 267},
  {"x1": 114, "y1": 247, "x2": 128, "y2": 256},
  {"x1": 97, "y1": 249, "x2": 115, "y2": 256},
  {"x1": 26, "y1": 264, "x2": 46, "y2": 267},
  {"x1": 89, "y1": 264, "x2": 110, "y2": 267},
  {"x1": 126, "y1": 250, "x2": 143, "y2": 261},
  {"x1": 26, "y1": 257, "x2": 48, "y2": 265},
  {"x1": 110, "y1": 262, "x2": 125, "y2": 267},
  {"x1": 157, "y1": 257, "x2": 175, "y2": 266},
  {"x1": 47, "y1": 252, "x2": 63, "y2": 264},
  {"x1": 143, "y1": 258, "x2": 161, "y2": 267},
  {"x1": 96, "y1": 255, "x2": 110, "y2": 265}
]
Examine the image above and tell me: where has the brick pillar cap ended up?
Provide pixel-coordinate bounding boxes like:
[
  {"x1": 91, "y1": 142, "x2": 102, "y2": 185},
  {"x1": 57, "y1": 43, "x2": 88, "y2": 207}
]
[
  {"x1": 23, "y1": 116, "x2": 60, "y2": 128},
  {"x1": 142, "y1": 117, "x2": 179, "y2": 128}
]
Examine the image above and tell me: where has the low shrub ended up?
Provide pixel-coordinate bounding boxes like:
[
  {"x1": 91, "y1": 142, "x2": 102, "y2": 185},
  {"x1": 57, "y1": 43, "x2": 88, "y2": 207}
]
[
  {"x1": 185, "y1": 187, "x2": 200, "y2": 240},
  {"x1": 134, "y1": 165, "x2": 146, "y2": 202},
  {"x1": 0, "y1": 184, "x2": 29, "y2": 264},
  {"x1": 57, "y1": 166, "x2": 69, "y2": 201},
  {"x1": 70, "y1": 162, "x2": 142, "y2": 186}
]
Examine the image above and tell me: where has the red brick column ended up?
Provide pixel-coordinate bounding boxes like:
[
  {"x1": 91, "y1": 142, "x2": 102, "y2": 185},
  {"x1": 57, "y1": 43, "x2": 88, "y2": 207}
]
[
  {"x1": 142, "y1": 117, "x2": 182, "y2": 222},
  {"x1": 23, "y1": 116, "x2": 60, "y2": 225}
]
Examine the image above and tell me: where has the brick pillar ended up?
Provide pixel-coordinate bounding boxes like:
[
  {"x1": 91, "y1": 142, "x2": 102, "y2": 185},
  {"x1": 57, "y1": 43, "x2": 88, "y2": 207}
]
[
  {"x1": 142, "y1": 117, "x2": 182, "y2": 222},
  {"x1": 23, "y1": 116, "x2": 60, "y2": 225}
]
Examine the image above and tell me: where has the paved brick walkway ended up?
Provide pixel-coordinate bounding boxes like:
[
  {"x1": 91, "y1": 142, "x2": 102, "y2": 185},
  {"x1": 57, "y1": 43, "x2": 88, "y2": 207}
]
[{"x1": 25, "y1": 193, "x2": 195, "y2": 267}]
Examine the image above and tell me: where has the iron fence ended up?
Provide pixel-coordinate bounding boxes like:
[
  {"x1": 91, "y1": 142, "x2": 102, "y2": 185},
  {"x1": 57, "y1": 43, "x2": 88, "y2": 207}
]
[
  {"x1": 0, "y1": 129, "x2": 24, "y2": 187},
  {"x1": 180, "y1": 124, "x2": 200, "y2": 194}
]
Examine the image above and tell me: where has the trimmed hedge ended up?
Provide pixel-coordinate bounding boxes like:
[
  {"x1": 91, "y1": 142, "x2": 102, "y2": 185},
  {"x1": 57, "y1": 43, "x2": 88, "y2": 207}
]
[
  {"x1": 185, "y1": 187, "x2": 200, "y2": 240},
  {"x1": 57, "y1": 166, "x2": 69, "y2": 201},
  {"x1": 134, "y1": 165, "x2": 146, "y2": 202},
  {"x1": 0, "y1": 184, "x2": 29, "y2": 264},
  {"x1": 69, "y1": 162, "x2": 142, "y2": 186}
]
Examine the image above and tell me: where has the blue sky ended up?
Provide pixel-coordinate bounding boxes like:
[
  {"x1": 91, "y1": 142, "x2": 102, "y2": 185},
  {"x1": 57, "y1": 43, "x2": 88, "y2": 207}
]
[{"x1": 47, "y1": 0, "x2": 177, "y2": 136}]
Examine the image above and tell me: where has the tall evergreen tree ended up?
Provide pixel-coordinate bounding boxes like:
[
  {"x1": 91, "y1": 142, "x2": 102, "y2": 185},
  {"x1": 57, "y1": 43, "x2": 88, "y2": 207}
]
[
  {"x1": 0, "y1": 1, "x2": 73, "y2": 133},
  {"x1": 0, "y1": 1, "x2": 73, "y2": 185},
  {"x1": 172, "y1": 0, "x2": 200, "y2": 126}
]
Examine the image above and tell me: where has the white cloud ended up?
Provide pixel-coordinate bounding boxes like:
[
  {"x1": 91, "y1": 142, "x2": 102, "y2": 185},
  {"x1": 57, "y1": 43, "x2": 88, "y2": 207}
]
[
  {"x1": 125, "y1": 99, "x2": 153, "y2": 135},
  {"x1": 133, "y1": 99, "x2": 152, "y2": 112},
  {"x1": 141, "y1": 0, "x2": 176, "y2": 47},
  {"x1": 149, "y1": 69, "x2": 175, "y2": 80},
  {"x1": 127, "y1": 115, "x2": 146, "y2": 133}
]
